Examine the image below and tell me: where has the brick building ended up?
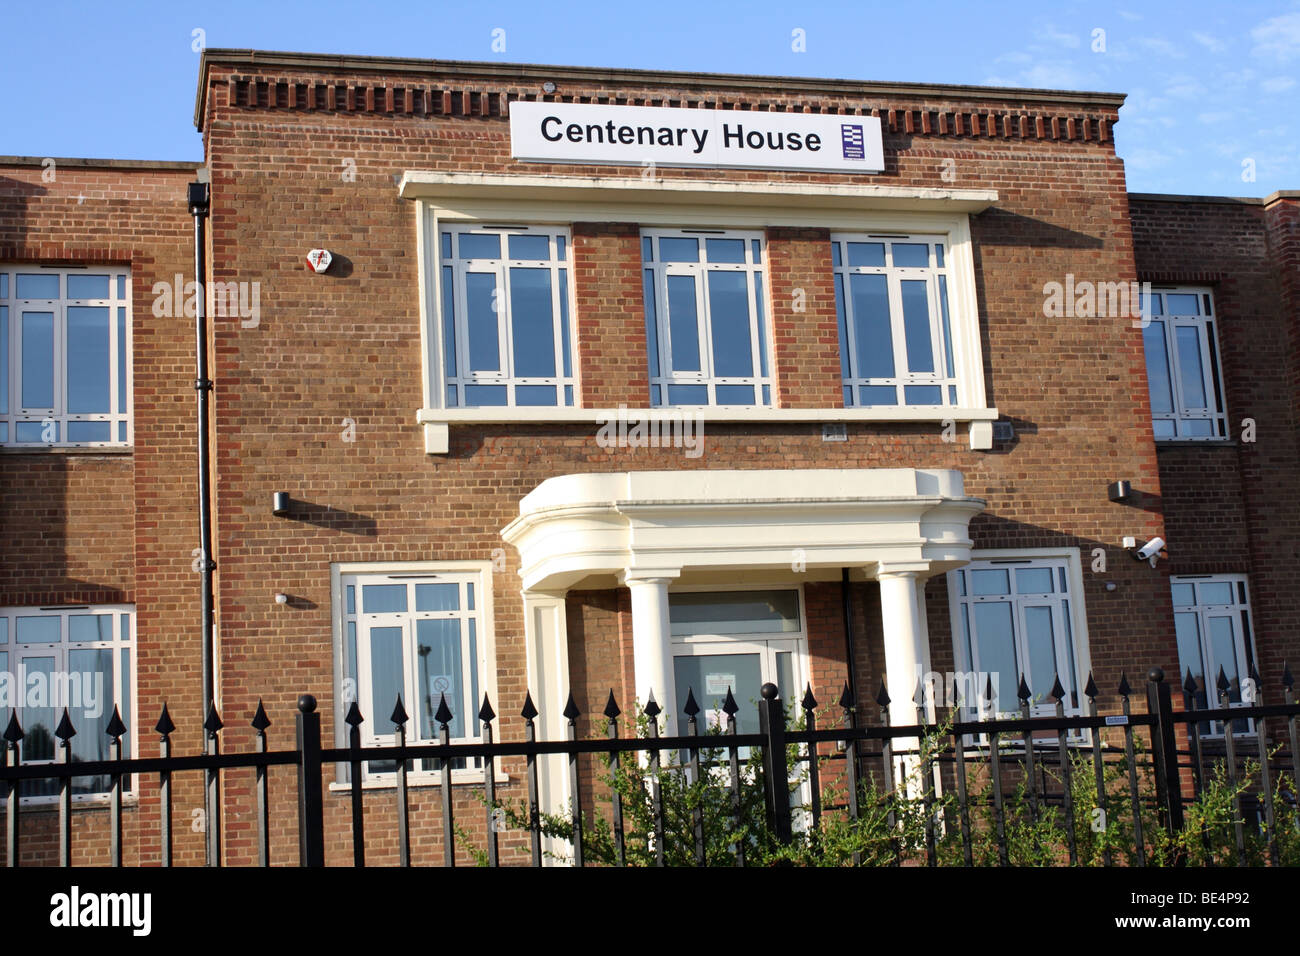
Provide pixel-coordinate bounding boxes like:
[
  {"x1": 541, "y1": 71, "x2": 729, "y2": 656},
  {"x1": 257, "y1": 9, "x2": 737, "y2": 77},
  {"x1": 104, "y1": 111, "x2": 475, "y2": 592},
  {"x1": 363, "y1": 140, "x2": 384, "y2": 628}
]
[{"x1": 0, "y1": 48, "x2": 1296, "y2": 865}]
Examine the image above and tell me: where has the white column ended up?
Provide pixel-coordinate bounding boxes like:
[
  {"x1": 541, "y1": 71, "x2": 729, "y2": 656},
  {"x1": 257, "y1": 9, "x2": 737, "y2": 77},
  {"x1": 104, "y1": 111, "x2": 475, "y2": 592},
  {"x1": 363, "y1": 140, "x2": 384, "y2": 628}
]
[
  {"x1": 877, "y1": 566, "x2": 930, "y2": 794},
  {"x1": 620, "y1": 569, "x2": 680, "y2": 736}
]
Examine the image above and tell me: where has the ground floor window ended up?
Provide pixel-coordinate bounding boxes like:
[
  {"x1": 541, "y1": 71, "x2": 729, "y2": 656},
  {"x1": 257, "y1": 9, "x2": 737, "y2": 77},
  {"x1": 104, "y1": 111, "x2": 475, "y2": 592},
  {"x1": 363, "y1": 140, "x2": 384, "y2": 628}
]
[
  {"x1": 336, "y1": 567, "x2": 489, "y2": 779},
  {"x1": 947, "y1": 553, "x2": 1087, "y2": 720},
  {"x1": 668, "y1": 588, "x2": 804, "y2": 735},
  {"x1": 1172, "y1": 574, "x2": 1255, "y2": 737},
  {"x1": 0, "y1": 605, "x2": 134, "y2": 799}
]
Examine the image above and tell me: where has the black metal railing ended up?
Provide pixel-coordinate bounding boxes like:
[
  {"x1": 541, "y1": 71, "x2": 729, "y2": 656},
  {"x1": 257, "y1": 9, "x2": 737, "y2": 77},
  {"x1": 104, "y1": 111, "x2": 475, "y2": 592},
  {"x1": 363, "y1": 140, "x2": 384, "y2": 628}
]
[{"x1": 2, "y1": 664, "x2": 1298, "y2": 867}]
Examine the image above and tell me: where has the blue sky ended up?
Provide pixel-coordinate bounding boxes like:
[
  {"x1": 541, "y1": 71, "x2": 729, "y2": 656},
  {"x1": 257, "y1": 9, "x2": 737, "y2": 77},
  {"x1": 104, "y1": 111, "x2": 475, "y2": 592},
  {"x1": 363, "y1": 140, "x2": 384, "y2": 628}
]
[{"x1": 1, "y1": 0, "x2": 1297, "y2": 196}]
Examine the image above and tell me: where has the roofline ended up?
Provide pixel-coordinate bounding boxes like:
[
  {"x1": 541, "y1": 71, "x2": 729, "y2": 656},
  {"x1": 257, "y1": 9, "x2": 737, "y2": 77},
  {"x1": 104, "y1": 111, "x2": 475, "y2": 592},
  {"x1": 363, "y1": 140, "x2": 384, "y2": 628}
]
[
  {"x1": 1129, "y1": 189, "x2": 1300, "y2": 207},
  {"x1": 194, "y1": 48, "x2": 1128, "y2": 129},
  {"x1": 0, "y1": 155, "x2": 202, "y2": 172}
]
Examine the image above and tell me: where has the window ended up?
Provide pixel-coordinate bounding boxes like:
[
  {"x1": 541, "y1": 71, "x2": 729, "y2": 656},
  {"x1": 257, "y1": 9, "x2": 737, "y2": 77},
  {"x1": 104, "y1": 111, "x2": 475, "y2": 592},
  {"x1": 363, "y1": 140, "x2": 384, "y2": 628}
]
[
  {"x1": 642, "y1": 229, "x2": 771, "y2": 407},
  {"x1": 1140, "y1": 287, "x2": 1227, "y2": 440},
  {"x1": 0, "y1": 605, "x2": 135, "y2": 799},
  {"x1": 1172, "y1": 575, "x2": 1255, "y2": 737},
  {"x1": 832, "y1": 234, "x2": 956, "y2": 408},
  {"x1": 0, "y1": 266, "x2": 131, "y2": 446},
  {"x1": 948, "y1": 555, "x2": 1087, "y2": 720},
  {"x1": 337, "y1": 567, "x2": 490, "y2": 779},
  {"x1": 436, "y1": 226, "x2": 574, "y2": 408}
]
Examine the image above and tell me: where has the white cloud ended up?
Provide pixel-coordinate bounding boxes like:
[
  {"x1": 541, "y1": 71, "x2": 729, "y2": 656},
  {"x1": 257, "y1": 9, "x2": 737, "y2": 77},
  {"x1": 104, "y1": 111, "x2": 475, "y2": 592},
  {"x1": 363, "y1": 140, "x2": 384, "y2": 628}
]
[
  {"x1": 1261, "y1": 75, "x2": 1297, "y2": 93},
  {"x1": 1124, "y1": 147, "x2": 1175, "y2": 170},
  {"x1": 1118, "y1": 10, "x2": 1143, "y2": 21},
  {"x1": 1251, "y1": 12, "x2": 1300, "y2": 61},
  {"x1": 1197, "y1": 111, "x2": 1233, "y2": 124},
  {"x1": 1163, "y1": 76, "x2": 1206, "y2": 98},
  {"x1": 1133, "y1": 35, "x2": 1187, "y2": 59},
  {"x1": 1191, "y1": 31, "x2": 1227, "y2": 54},
  {"x1": 1038, "y1": 24, "x2": 1081, "y2": 48}
]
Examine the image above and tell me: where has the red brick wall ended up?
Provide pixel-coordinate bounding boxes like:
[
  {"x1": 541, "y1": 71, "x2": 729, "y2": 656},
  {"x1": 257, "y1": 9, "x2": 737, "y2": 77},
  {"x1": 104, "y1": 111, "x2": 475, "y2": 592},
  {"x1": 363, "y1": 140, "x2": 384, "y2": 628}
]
[
  {"x1": 0, "y1": 159, "x2": 209, "y2": 865},
  {"x1": 1129, "y1": 195, "x2": 1300, "y2": 689}
]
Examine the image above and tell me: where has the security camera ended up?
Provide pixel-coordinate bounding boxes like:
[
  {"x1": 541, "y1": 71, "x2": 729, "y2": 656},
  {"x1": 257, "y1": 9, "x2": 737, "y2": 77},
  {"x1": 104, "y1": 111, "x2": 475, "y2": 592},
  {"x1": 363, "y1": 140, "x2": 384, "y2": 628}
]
[{"x1": 1132, "y1": 537, "x2": 1166, "y2": 562}]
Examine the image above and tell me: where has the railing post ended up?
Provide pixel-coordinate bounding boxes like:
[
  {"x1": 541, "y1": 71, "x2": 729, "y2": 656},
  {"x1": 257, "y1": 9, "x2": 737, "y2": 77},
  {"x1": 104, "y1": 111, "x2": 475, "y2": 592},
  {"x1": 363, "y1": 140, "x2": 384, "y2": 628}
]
[
  {"x1": 758, "y1": 682, "x2": 792, "y2": 844},
  {"x1": 1145, "y1": 667, "x2": 1185, "y2": 843},
  {"x1": 295, "y1": 694, "x2": 325, "y2": 867}
]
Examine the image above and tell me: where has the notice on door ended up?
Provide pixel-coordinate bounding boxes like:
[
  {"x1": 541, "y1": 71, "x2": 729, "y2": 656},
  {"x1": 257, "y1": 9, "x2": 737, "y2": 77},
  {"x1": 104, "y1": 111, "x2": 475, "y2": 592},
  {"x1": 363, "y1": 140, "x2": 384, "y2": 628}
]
[
  {"x1": 705, "y1": 673, "x2": 736, "y2": 696},
  {"x1": 510, "y1": 101, "x2": 884, "y2": 174}
]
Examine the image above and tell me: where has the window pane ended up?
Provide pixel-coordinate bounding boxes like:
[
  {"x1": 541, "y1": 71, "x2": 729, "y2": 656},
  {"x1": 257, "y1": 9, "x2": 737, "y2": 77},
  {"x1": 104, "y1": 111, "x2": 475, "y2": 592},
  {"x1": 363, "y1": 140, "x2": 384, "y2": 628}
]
[
  {"x1": 1174, "y1": 612, "x2": 1205, "y2": 685},
  {"x1": 1167, "y1": 293, "x2": 1200, "y2": 315},
  {"x1": 903, "y1": 385, "x2": 941, "y2": 405},
  {"x1": 831, "y1": 242, "x2": 841, "y2": 267},
  {"x1": 673, "y1": 652, "x2": 763, "y2": 734},
  {"x1": 415, "y1": 582, "x2": 459, "y2": 611},
  {"x1": 1199, "y1": 581, "x2": 1233, "y2": 605},
  {"x1": 68, "y1": 614, "x2": 112, "y2": 642},
  {"x1": 68, "y1": 647, "x2": 113, "y2": 765},
  {"x1": 17, "y1": 615, "x2": 61, "y2": 643},
  {"x1": 0, "y1": 618, "x2": 6, "y2": 644},
  {"x1": 16, "y1": 421, "x2": 55, "y2": 442},
  {"x1": 346, "y1": 585, "x2": 355, "y2": 614},
  {"x1": 417, "y1": 619, "x2": 464, "y2": 739},
  {"x1": 971, "y1": 569, "x2": 1010, "y2": 595},
  {"x1": 441, "y1": 232, "x2": 453, "y2": 259},
  {"x1": 116, "y1": 275, "x2": 126, "y2": 299},
  {"x1": 643, "y1": 269, "x2": 660, "y2": 379},
  {"x1": 508, "y1": 268, "x2": 556, "y2": 377},
  {"x1": 860, "y1": 385, "x2": 897, "y2": 405},
  {"x1": 368, "y1": 626, "x2": 405, "y2": 733},
  {"x1": 1152, "y1": 419, "x2": 1176, "y2": 438},
  {"x1": 849, "y1": 274, "x2": 893, "y2": 378},
  {"x1": 441, "y1": 266, "x2": 456, "y2": 378},
  {"x1": 846, "y1": 243, "x2": 885, "y2": 267},
  {"x1": 666, "y1": 384, "x2": 708, "y2": 405},
  {"x1": 0, "y1": 307, "x2": 7, "y2": 414},
  {"x1": 362, "y1": 584, "x2": 407, "y2": 614},
  {"x1": 1016, "y1": 568, "x2": 1054, "y2": 594},
  {"x1": 508, "y1": 234, "x2": 550, "y2": 260},
  {"x1": 458, "y1": 234, "x2": 500, "y2": 259},
  {"x1": 1208, "y1": 616, "x2": 1240, "y2": 691},
  {"x1": 67, "y1": 274, "x2": 110, "y2": 299},
  {"x1": 714, "y1": 384, "x2": 754, "y2": 404},
  {"x1": 972, "y1": 603, "x2": 1017, "y2": 708},
  {"x1": 937, "y1": 275, "x2": 955, "y2": 378},
  {"x1": 515, "y1": 384, "x2": 557, "y2": 405},
  {"x1": 669, "y1": 590, "x2": 799, "y2": 636},
  {"x1": 705, "y1": 238, "x2": 745, "y2": 263},
  {"x1": 892, "y1": 243, "x2": 930, "y2": 267},
  {"x1": 20, "y1": 655, "x2": 58, "y2": 764},
  {"x1": 558, "y1": 269, "x2": 571, "y2": 377},
  {"x1": 707, "y1": 271, "x2": 753, "y2": 377},
  {"x1": 666, "y1": 275, "x2": 701, "y2": 372},
  {"x1": 1171, "y1": 582, "x2": 1195, "y2": 607},
  {"x1": 900, "y1": 280, "x2": 935, "y2": 373},
  {"x1": 641, "y1": 237, "x2": 653, "y2": 262},
  {"x1": 463, "y1": 384, "x2": 508, "y2": 406},
  {"x1": 1143, "y1": 321, "x2": 1174, "y2": 414},
  {"x1": 659, "y1": 237, "x2": 699, "y2": 263},
  {"x1": 834, "y1": 274, "x2": 850, "y2": 383},
  {"x1": 1175, "y1": 326, "x2": 1207, "y2": 410},
  {"x1": 754, "y1": 271, "x2": 767, "y2": 378},
  {"x1": 1023, "y1": 606, "x2": 1057, "y2": 700},
  {"x1": 66, "y1": 306, "x2": 111, "y2": 413},
  {"x1": 21, "y1": 311, "x2": 54, "y2": 407},
  {"x1": 117, "y1": 306, "x2": 127, "y2": 413},
  {"x1": 17, "y1": 274, "x2": 58, "y2": 298},
  {"x1": 465, "y1": 273, "x2": 500, "y2": 372}
]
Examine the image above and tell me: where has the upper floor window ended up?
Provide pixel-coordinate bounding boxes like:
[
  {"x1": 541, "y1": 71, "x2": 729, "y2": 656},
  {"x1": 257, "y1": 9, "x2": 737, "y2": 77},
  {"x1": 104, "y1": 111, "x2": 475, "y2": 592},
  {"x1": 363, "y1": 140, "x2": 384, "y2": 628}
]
[
  {"x1": 1141, "y1": 287, "x2": 1227, "y2": 440},
  {"x1": 437, "y1": 226, "x2": 574, "y2": 408},
  {"x1": 1172, "y1": 574, "x2": 1255, "y2": 737},
  {"x1": 337, "y1": 567, "x2": 490, "y2": 781},
  {"x1": 0, "y1": 605, "x2": 135, "y2": 800},
  {"x1": 832, "y1": 234, "x2": 956, "y2": 408},
  {"x1": 948, "y1": 554, "x2": 1086, "y2": 720},
  {"x1": 641, "y1": 229, "x2": 771, "y2": 407},
  {"x1": 1, "y1": 266, "x2": 131, "y2": 446}
]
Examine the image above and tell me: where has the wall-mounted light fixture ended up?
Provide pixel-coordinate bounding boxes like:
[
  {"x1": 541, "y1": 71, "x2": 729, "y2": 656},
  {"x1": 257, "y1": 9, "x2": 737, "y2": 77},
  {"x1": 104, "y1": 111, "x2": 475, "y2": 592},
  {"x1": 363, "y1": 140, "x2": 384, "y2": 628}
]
[
  {"x1": 541, "y1": 81, "x2": 557, "y2": 94},
  {"x1": 1107, "y1": 480, "x2": 1132, "y2": 503},
  {"x1": 275, "y1": 593, "x2": 289, "y2": 605},
  {"x1": 272, "y1": 492, "x2": 291, "y2": 517}
]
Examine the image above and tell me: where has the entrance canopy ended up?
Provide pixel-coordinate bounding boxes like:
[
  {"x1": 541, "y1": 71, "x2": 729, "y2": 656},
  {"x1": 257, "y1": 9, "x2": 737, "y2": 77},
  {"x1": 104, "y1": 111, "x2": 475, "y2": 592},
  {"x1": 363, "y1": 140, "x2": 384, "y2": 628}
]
[{"x1": 501, "y1": 468, "x2": 984, "y2": 592}]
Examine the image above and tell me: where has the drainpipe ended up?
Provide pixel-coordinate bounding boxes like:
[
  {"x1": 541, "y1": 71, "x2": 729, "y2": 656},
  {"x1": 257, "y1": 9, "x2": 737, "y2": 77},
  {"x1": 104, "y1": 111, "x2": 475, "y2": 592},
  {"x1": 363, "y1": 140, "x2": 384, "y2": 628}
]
[{"x1": 187, "y1": 179, "x2": 219, "y2": 865}]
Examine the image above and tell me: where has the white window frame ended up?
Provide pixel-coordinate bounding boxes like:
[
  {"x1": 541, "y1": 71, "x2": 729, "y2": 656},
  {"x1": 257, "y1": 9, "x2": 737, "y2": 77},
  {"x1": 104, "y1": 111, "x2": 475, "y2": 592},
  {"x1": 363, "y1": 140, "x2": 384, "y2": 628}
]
[
  {"x1": 1, "y1": 265, "x2": 132, "y2": 447},
  {"x1": 831, "y1": 233, "x2": 958, "y2": 408},
  {"x1": 0, "y1": 604, "x2": 136, "y2": 804},
  {"x1": 1172, "y1": 574, "x2": 1256, "y2": 738},
  {"x1": 641, "y1": 229, "x2": 773, "y2": 408},
  {"x1": 331, "y1": 561, "x2": 498, "y2": 785},
  {"x1": 431, "y1": 224, "x2": 575, "y2": 409},
  {"x1": 946, "y1": 550, "x2": 1091, "y2": 727},
  {"x1": 1140, "y1": 286, "x2": 1228, "y2": 441}
]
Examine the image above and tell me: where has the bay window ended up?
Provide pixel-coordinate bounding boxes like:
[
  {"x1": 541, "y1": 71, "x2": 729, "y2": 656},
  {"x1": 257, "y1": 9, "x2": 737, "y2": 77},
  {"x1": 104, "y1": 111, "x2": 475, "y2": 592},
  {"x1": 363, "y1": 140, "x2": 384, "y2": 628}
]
[
  {"x1": 335, "y1": 565, "x2": 493, "y2": 781},
  {"x1": 832, "y1": 234, "x2": 957, "y2": 408},
  {"x1": 642, "y1": 229, "x2": 772, "y2": 407},
  {"x1": 0, "y1": 605, "x2": 135, "y2": 799},
  {"x1": 1, "y1": 266, "x2": 132, "y2": 446},
  {"x1": 436, "y1": 226, "x2": 574, "y2": 408},
  {"x1": 1140, "y1": 286, "x2": 1227, "y2": 440},
  {"x1": 947, "y1": 553, "x2": 1088, "y2": 720}
]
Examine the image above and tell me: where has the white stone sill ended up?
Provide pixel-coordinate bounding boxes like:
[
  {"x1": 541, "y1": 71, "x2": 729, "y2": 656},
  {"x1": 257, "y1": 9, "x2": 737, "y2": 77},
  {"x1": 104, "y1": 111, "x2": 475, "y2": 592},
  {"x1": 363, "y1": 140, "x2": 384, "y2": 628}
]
[{"x1": 417, "y1": 406, "x2": 1000, "y2": 452}]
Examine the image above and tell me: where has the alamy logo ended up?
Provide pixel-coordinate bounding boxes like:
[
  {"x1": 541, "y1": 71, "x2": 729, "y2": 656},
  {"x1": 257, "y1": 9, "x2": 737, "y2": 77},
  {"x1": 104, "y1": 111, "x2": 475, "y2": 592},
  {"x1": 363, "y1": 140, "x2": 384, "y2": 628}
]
[
  {"x1": 0, "y1": 668, "x2": 103, "y2": 718},
  {"x1": 841, "y1": 124, "x2": 866, "y2": 160},
  {"x1": 151, "y1": 274, "x2": 261, "y2": 328},
  {"x1": 49, "y1": 886, "x2": 151, "y2": 936}
]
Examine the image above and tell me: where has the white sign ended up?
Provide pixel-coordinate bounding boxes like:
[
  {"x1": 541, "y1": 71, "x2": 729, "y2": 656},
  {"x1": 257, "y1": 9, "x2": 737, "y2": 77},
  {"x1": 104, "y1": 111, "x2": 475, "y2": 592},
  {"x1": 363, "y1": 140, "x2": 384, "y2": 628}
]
[
  {"x1": 510, "y1": 101, "x2": 884, "y2": 174},
  {"x1": 705, "y1": 672, "x2": 736, "y2": 696},
  {"x1": 305, "y1": 248, "x2": 332, "y2": 274}
]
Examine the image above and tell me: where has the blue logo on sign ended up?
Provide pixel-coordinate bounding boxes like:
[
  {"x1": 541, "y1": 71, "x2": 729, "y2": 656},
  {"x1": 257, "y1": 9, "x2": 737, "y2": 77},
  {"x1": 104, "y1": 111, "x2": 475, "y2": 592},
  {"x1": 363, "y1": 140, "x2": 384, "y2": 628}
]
[{"x1": 841, "y1": 124, "x2": 865, "y2": 160}]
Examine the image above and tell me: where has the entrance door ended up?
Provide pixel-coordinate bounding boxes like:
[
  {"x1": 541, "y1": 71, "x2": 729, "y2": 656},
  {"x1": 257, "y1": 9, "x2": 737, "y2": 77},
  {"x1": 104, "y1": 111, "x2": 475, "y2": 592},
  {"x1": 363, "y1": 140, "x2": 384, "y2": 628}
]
[{"x1": 672, "y1": 638, "x2": 801, "y2": 737}]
